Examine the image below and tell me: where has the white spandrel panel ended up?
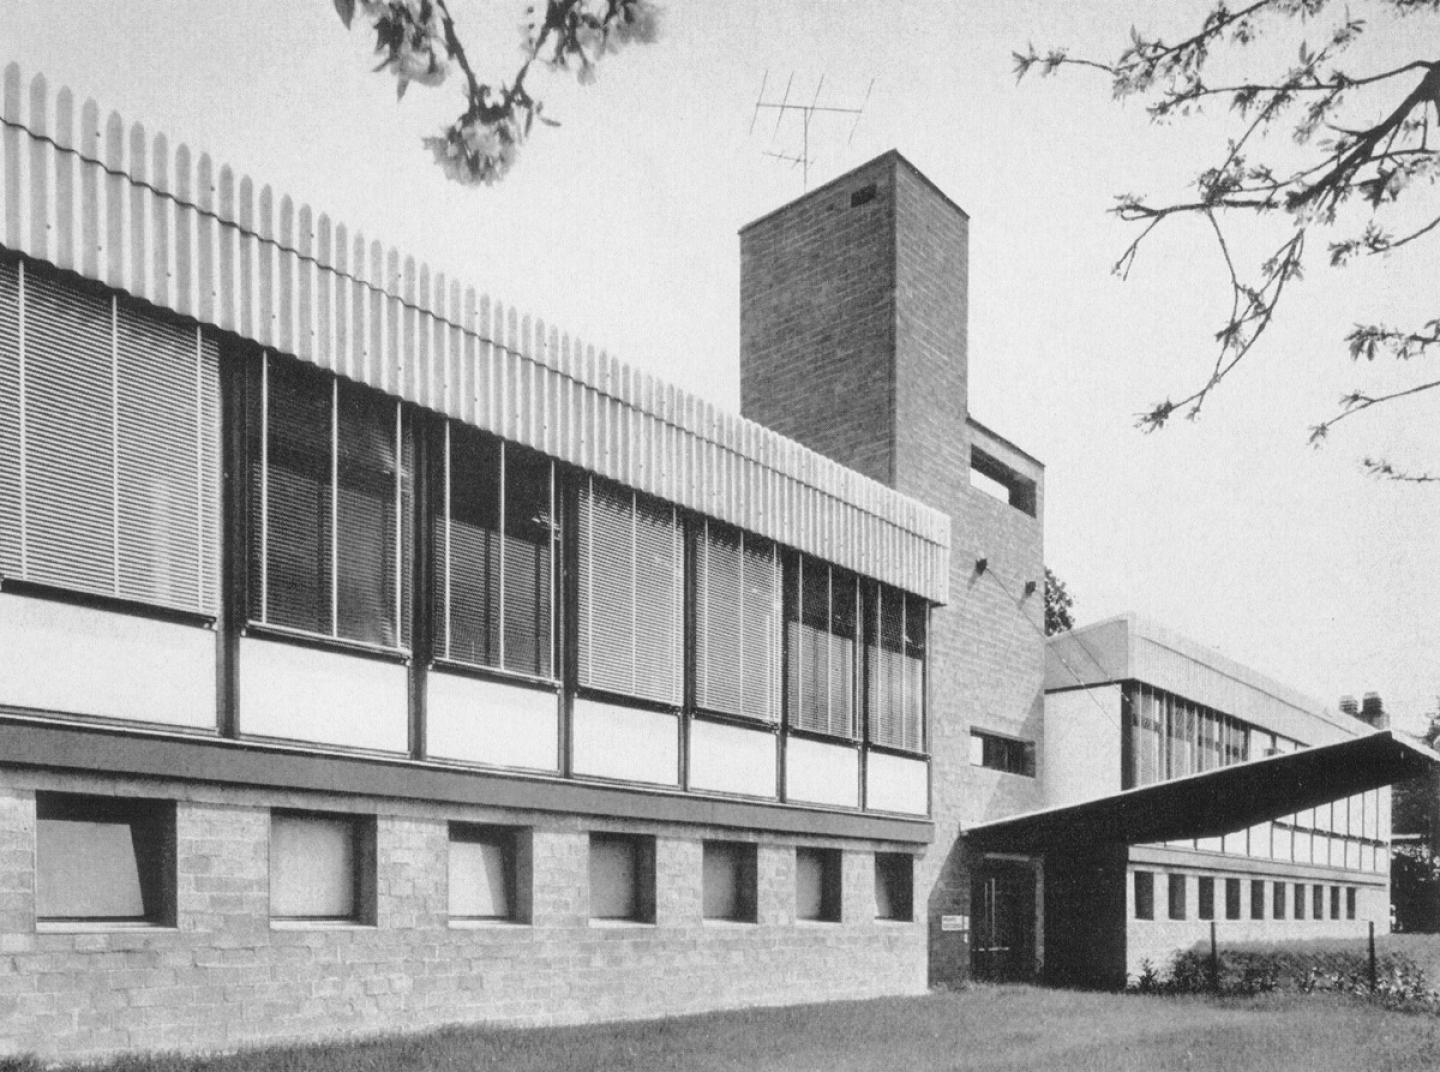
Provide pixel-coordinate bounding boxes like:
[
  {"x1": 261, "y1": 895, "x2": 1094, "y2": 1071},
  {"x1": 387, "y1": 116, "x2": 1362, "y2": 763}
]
[
  {"x1": 866, "y1": 751, "x2": 928, "y2": 816},
  {"x1": 427, "y1": 671, "x2": 559, "y2": 772},
  {"x1": 571, "y1": 698, "x2": 678, "y2": 786},
  {"x1": 785, "y1": 736, "x2": 860, "y2": 809},
  {"x1": 238, "y1": 636, "x2": 407, "y2": 753},
  {"x1": 689, "y1": 719, "x2": 777, "y2": 799},
  {"x1": 0, "y1": 591, "x2": 214, "y2": 728}
]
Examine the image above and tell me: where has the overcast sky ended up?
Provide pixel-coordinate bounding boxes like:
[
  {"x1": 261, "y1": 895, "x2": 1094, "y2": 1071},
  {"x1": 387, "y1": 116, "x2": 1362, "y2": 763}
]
[{"x1": 10, "y1": 0, "x2": 1440, "y2": 730}]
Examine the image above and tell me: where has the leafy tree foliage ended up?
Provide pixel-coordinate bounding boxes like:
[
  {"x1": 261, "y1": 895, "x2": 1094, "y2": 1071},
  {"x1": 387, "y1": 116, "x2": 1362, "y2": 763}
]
[
  {"x1": 1016, "y1": 1, "x2": 1440, "y2": 481},
  {"x1": 1044, "y1": 566, "x2": 1075, "y2": 636},
  {"x1": 332, "y1": 0, "x2": 659, "y2": 185}
]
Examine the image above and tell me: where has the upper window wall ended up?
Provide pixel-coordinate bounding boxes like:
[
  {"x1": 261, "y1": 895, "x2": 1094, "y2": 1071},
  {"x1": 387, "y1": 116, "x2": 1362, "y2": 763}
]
[
  {"x1": 434, "y1": 423, "x2": 556, "y2": 679},
  {"x1": 246, "y1": 352, "x2": 413, "y2": 649},
  {"x1": 0, "y1": 259, "x2": 220, "y2": 615},
  {"x1": 695, "y1": 519, "x2": 780, "y2": 723},
  {"x1": 787, "y1": 556, "x2": 858, "y2": 739},
  {"x1": 575, "y1": 476, "x2": 682, "y2": 706}
]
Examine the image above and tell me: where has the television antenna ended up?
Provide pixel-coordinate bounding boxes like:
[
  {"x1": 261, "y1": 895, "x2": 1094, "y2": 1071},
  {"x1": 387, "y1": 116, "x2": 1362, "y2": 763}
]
[{"x1": 750, "y1": 72, "x2": 873, "y2": 191}]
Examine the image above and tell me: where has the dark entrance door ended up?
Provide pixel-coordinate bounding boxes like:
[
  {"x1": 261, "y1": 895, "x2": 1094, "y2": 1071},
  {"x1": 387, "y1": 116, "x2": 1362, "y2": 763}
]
[{"x1": 972, "y1": 860, "x2": 1037, "y2": 982}]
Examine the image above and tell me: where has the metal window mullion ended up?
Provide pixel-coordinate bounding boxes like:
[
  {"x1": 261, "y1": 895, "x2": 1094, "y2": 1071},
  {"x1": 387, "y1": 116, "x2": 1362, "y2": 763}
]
[
  {"x1": 259, "y1": 353, "x2": 269, "y2": 623},
  {"x1": 737, "y1": 530, "x2": 746, "y2": 718},
  {"x1": 16, "y1": 261, "x2": 27, "y2": 575},
  {"x1": 393, "y1": 401, "x2": 402, "y2": 644},
  {"x1": 330, "y1": 377, "x2": 338, "y2": 638},
  {"x1": 194, "y1": 326, "x2": 204, "y2": 610},
  {"x1": 443, "y1": 422, "x2": 452, "y2": 661},
  {"x1": 498, "y1": 440, "x2": 506, "y2": 666},
  {"x1": 547, "y1": 459, "x2": 555, "y2": 678},
  {"x1": 629, "y1": 489, "x2": 638, "y2": 697},
  {"x1": 584, "y1": 475, "x2": 594, "y2": 687},
  {"x1": 110, "y1": 296, "x2": 119, "y2": 596}
]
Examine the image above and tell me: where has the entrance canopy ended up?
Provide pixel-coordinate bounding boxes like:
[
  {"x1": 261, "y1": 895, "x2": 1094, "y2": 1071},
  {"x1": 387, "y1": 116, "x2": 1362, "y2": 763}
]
[{"x1": 966, "y1": 730, "x2": 1436, "y2": 854}]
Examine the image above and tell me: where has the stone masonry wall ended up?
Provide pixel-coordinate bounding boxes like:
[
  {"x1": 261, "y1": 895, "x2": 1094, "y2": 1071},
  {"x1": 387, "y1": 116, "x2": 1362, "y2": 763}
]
[
  {"x1": 738, "y1": 153, "x2": 1047, "y2": 986},
  {"x1": 0, "y1": 769, "x2": 925, "y2": 1059}
]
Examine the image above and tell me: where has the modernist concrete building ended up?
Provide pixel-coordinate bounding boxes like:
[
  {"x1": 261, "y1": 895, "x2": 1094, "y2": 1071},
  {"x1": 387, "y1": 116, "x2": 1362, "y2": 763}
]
[
  {"x1": 1014, "y1": 617, "x2": 1402, "y2": 985},
  {"x1": 0, "y1": 64, "x2": 1431, "y2": 1058}
]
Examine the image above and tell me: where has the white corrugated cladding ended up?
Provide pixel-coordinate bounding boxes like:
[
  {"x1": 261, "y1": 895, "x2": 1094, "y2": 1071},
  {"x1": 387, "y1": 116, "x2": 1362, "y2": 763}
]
[{"x1": 0, "y1": 64, "x2": 950, "y2": 602}]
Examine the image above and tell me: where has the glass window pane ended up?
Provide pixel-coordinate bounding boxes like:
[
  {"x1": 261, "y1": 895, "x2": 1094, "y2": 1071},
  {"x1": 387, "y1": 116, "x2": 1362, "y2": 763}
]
[
  {"x1": 335, "y1": 383, "x2": 405, "y2": 647},
  {"x1": 703, "y1": 842, "x2": 754, "y2": 921},
  {"x1": 443, "y1": 427, "x2": 502, "y2": 667},
  {"x1": 589, "y1": 835, "x2": 645, "y2": 920},
  {"x1": 36, "y1": 820, "x2": 144, "y2": 920},
  {"x1": 270, "y1": 814, "x2": 356, "y2": 920},
  {"x1": 448, "y1": 828, "x2": 513, "y2": 919},
  {"x1": 260, "y1": 358, "x2": 333, "y2": 635},
  {"x1": 501, "y1": 448, "x2": 554, "y2": 678}
]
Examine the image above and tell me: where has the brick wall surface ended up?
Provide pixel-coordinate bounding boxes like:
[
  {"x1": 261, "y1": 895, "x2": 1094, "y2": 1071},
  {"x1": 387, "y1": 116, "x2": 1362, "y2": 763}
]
[
  {"x1": 739, "y1": 151, "x2": 1047, "y2": 987},
  {"x1": 0, "y1": 768, "x2": 926, "y2": 1058}
]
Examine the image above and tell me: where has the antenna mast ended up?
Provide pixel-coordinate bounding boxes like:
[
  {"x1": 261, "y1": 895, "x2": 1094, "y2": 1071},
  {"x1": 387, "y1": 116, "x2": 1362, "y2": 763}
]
[{"x1": 749, "y1": 72, "x2": 873, "y2": 191}]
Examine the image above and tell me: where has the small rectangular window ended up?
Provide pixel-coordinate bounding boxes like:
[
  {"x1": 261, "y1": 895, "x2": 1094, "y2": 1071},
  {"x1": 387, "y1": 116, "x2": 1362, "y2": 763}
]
[
  {"x1": 588, "y1": 833, "x2": 655, "y2": 922},
  {"x1": 35, "y1": 793, "x2": 175, "y2": 926},
  {"x1": 703, "y1": 841, "x2": 757, "y2": 922},
  {"x1": 796, "y1": 847, "x2": 842, "y2": 922},
  {"x1": 1225, "y1": 877, "x2": 1241, "y2": 920},
  {"x1": 1313, "y1": 884, "x2": 1325, "y2": 921},
  {"x1": 1133, "y1": 871, "x2": 1154, "y2": 920},
  {"x1": 1273, "y1": 881, "x2": 1287, "y2": 920},
  {"x1": 970, "y1": 731, "x2": 1036, "y2": 777},
  {"x1": 875, "y1": 852, "x2": 913, "y2": 921},
  {"x1": 1198, "y1": 876, "x2": 1215, "y2": 920},
  {"x1": 1294, "y1": 883, "x2": 1306, "y2": 920},
  {"x1": 1250, "y1": 879, "x2": 1265, "y2": 920},
  {"x1": 1168, "y1": 874, "x2": 1187, "y2": 920},
  {"x1": 1328, "y1": 885, "x2": 1340, "y2": 920},
  {"x1": 1346, "y1": 887, "x2": 1357, "y2": 920},
  {"x1": 448, "y1": 825, "x2": 525, "y2": 922},
  {"x1": 969, "y1": 447, "x2": 1036, "y2": 516},
  {"x1": 269, "y1": 812, "x2": 373, "y2": 923}
]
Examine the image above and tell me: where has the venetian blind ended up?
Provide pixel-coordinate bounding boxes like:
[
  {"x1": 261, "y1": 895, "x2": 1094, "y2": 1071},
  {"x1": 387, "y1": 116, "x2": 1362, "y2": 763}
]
[
  {"x1": 576, "y1": 477, "x2": 680, "y2": 705},
  {"x1": 696, "y1": 520, "x2": 780, "y2": 722},
  {"x1": 867, "y1": 586, "x2": 926, "y2": 751},
  {"x1": 787, "y1": 558, "x2": 857, "y2": 738},
  {"x1": 0, "y1": 259, "x2": 219, "y2": 615}
]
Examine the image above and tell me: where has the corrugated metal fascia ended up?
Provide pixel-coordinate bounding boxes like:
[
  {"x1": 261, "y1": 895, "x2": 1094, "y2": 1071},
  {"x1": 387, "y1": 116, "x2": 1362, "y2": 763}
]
[{"x1": 0, "y1": 63, "x2": 951, "y2": 601}]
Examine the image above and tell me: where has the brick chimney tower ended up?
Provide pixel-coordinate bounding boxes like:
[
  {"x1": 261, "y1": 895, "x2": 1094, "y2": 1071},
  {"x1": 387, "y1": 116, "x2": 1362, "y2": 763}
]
[{"x1": 738, "y1": 151, "x2": 969, "y2": 510}]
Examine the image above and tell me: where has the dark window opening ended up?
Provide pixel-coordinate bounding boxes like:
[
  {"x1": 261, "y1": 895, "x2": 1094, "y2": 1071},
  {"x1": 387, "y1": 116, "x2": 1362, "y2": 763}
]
[
  {"x1": 1134, "y1": 871, "x2": 1154, "y2": 920},
  {"x1": 35, "y1": 793, "x2": 175, "y2": 926},
  {"x1": 969, "y1": 447, "x2": 1036, "y2": 517},
  {"x1": 1250, "y1": 879, "x2": 1266, "y2": 920},
  {"x1": 797, "y1": 847, "x2": 842, "y2": 922},
  {"x1": 703, "y1": 841, "x2": 758, "y2": 922},
  {"x1": 970, "y1": 730, "x2": 1035, "y2": 777},
  {"x1": 875, "y1": 853, "x2": 914, "y2": 921},
  {"x1": 1198, "y1": 876, "x2": 1215, "y2": 921},
  {"x1": 1168, "y1": 874, "x2": 1187, "y2": 920},
  {"x1": 850, "y1": 184, "x2": 877, "y2": 208}
]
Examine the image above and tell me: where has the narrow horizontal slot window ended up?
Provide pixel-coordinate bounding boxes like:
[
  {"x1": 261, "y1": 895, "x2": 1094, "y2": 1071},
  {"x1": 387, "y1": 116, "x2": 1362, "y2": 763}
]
[{"x1": 970, "y1": 730, "x2": 1035, "y2": 777}]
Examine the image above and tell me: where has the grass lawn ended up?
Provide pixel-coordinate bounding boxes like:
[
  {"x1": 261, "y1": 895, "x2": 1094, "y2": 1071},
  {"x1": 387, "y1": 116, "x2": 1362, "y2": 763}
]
[{"x1": 8, "y1": 983, "x2": 1440, "y2": 1072}]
